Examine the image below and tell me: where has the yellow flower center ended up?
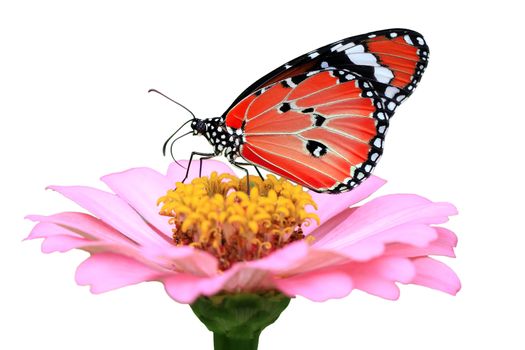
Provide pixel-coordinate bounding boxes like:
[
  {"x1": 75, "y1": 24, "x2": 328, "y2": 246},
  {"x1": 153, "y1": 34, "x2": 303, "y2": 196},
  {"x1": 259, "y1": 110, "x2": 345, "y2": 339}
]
[{"x1": 158, "y1": 172, "x2": 319, "y2": 270}]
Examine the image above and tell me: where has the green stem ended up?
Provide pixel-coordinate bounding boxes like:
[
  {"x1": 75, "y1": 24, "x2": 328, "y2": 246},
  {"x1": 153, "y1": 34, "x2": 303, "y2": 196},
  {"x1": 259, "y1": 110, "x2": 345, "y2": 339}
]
[
  {"x1": 190, "y1": 291, "x2": 291, "y2": 350},
  {"x1": 213, "y1": 332, "x2": 260, "y2": 350}
]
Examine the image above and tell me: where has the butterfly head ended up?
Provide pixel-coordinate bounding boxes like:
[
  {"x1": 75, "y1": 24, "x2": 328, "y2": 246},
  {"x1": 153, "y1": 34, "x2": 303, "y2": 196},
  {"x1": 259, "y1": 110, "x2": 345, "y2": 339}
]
[{"x1": 190, "y1": 119, "x2": 207, "y2": 135}]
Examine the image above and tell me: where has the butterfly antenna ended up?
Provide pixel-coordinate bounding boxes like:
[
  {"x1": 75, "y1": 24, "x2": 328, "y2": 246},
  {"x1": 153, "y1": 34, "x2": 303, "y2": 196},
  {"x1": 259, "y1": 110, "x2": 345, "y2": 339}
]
[
  {"x1": 169, "y1": 131, "x2": 193, "y2": 167},
  {"x1": 148, "y1": 89, "x2": 197, "y2": 120},
  {"x1": 162, "y1": 119, "x2": 193, "y2": 156},
  {"x1": 162, "y1": 120, "x2": 193, "y2": 169}
]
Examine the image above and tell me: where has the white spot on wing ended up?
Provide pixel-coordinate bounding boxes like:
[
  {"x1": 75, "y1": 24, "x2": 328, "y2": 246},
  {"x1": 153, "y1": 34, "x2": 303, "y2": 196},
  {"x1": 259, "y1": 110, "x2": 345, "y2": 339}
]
[
  {"x1": 384, "y1": 86, "x2": 400, "y2": 99},
  {"x1": 348, "y1": 53, "x2": 379, "y2": 66},
  {"x1": 374, "y1": 67, "x2": 394, "y2": 83},
  {"x1": 396, "y1": 95, "x2": 406, "y2": 102},
  {"x1": 337, "y1": 42, "x2": 356, "y2": 52},
  {"x1": 309, "y1": 51, "x2": 320, "y2": 59},
  {"x1": 404, "y1": 35, "x2": 414, "y2": 45},
  {"x1": 416, "y1": 37, "x2": 425, "y2": 45},
  {"x1": 387, "y1": 101, "x2": 396, "y2": 110},
  {"x1": 345, "y1": 44, "x2": 365, "y2": 54},
  {"x1": 330, "y1": 43, "x2": 343, "y2": 52}
]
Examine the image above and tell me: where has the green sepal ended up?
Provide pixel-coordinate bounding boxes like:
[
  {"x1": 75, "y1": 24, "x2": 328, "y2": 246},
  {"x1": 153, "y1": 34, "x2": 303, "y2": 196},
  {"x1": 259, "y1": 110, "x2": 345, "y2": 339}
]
[{"x1": 190, "y1": 291, "x2": 291, "y2": 350}]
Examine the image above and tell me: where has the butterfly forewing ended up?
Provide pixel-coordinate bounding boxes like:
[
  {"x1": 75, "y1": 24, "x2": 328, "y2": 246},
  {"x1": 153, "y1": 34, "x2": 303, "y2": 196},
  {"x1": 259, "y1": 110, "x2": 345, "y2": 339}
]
[{"x1": 222, "y1": 28, "x2": 428, "y2": 120}]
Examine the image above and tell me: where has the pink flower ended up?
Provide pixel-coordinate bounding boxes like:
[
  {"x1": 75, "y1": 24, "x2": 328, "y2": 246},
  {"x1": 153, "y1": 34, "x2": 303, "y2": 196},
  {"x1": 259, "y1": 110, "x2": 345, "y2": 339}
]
[{"x1": 26, "y1": 160, "x2": 460, "y2": 304}]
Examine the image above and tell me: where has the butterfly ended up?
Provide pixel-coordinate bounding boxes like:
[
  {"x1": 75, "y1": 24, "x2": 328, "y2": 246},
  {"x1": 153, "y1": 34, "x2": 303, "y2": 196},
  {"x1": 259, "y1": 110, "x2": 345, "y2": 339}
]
[{"x1": 154, "y1": 28, "x2": 429, "y2": 193}]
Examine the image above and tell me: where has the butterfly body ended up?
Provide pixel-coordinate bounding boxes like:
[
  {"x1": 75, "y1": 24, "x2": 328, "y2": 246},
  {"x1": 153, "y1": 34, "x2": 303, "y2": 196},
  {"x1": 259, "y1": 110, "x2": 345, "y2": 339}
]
[
  {"x1": 190, "y1": 117, "x2": 243, "y2": 162},
  {"x1": 182, "y1": 28, "x2": 429, "y2": 193}
]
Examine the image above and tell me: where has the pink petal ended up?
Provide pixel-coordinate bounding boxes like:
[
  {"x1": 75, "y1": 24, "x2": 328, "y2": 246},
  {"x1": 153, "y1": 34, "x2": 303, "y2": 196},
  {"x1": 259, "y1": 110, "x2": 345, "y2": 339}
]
[
  {"x1": 166, "y1": 159, "x2": 235, "y2": 184},
  {"x1": 163, "y1": 263, "x2": 277, "y2": 303},
  {"x1": 316, "y1": 194, "x2": 457, "y2": 249},
  {"x1": 274, "y1": 268, "x2": 354, "y2": 302},
  {"x1": 220, "y1": 267, "x2": 274, "y2": 292},
  {"x1": 304, "y1": 176, "x2": 386, "y2": 236},
  {"x1": 28, "y1": 222, "x2": 95, "y2": 253},
  {"x1": 385, "y1": 227, "x2": 458, "y2": 258},
  {"x1": 76, "y1": 253, "x2": 165, "y2": 293},
  {"x1": 244, "y1": 241, "x2": 352, "y2": 276},
  {"x1": 350, "y1": 257, "x2": 415, "y2": 300},
  {"x1": 162, "y1": 273, "x2": 227, "y2": 304},
  {"x1": 150, "y1": 246, "x2": 219, "y2": 276},
  {"x1": 352, "y1": 275, "x2": 400, "y2": 300},
  {"x1": 47, "y1": 186, "x2": 173, "y2": 250},
  {"x1": 273, "y1": 248, "x2": 349, "y2": 275},
  {"x1": 27, "y1": 221, "x2": 81, "y2": 240},
  {"x1": 434, "y1": 227, "x2": 458, "y2": 247},
  {"x1": 411, "y1": 257, "x2": 461, "y2": 295},
  {"x1": 41, "y1": 235, "x2": 102, "y2": 253},
  {"x1": 364, "y1": 256, "x2": 415, "y2": 283},
  {"x1": 101, "y1": 167, "x2": 173, "y2": 236},
  {"x1": 247, "y1": 240, "x2": 310, "y2": 271},
  {"x1": 307, "y1": 207, "x2": 357, "y2": 241},
  {"x1": 26, "y1": 212, "x2": 136, "y2": 247},
  {"x1": 337, "y1": 224, "x2": 438, "y2": 261}
]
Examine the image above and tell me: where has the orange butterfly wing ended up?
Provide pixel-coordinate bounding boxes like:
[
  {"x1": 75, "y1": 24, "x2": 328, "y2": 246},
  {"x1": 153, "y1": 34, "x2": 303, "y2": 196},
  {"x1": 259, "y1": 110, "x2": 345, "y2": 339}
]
[
  {"x1": 221, "y1": 29, "x2": 428, "y2": 193},
  {"x1": 229, "y1": 70, "x2": 387, "y2": 193},
  {"x1": 223, "y1": 29, "x2": 429, "y2": 121}
]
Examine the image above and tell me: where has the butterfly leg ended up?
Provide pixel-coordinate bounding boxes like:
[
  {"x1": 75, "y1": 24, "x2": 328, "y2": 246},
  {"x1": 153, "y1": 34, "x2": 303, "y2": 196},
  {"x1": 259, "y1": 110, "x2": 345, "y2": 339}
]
[
  {"x1": 198, "y1": 155, "x2": 215, "y2": 177},
  {"x1": 233, "y1": 162, "x2": 264, "y2": 181},
  {"x1": 253, "y1": 165, "x2": 264, "y2": 181},
  {"x1": 182, "y1": 151, "x2": 216, "y2": 183},
  {"x1": 231, "y1": 161, "x2": 252, "y2": 193}
]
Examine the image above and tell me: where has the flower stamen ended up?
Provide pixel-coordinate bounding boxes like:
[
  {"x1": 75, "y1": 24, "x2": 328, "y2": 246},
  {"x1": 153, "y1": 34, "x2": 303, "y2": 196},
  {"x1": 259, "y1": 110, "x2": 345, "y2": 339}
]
[{"x1": 158, "y1": 172, "x2": 319, "y2": 270}]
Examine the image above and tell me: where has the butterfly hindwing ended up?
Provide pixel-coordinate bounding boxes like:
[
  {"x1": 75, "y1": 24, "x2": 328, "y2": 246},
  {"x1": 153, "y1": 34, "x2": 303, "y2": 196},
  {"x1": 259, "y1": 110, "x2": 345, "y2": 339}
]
[{"x1": 228, "y1": 69, "x2": 388, "y2": 193}]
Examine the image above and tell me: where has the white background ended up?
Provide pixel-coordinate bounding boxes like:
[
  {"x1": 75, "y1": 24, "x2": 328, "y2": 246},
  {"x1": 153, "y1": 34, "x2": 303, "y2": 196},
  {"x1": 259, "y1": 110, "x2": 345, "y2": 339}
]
[{"x1": 1, "y1": 1, "x2": 524, "y2": 349}]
